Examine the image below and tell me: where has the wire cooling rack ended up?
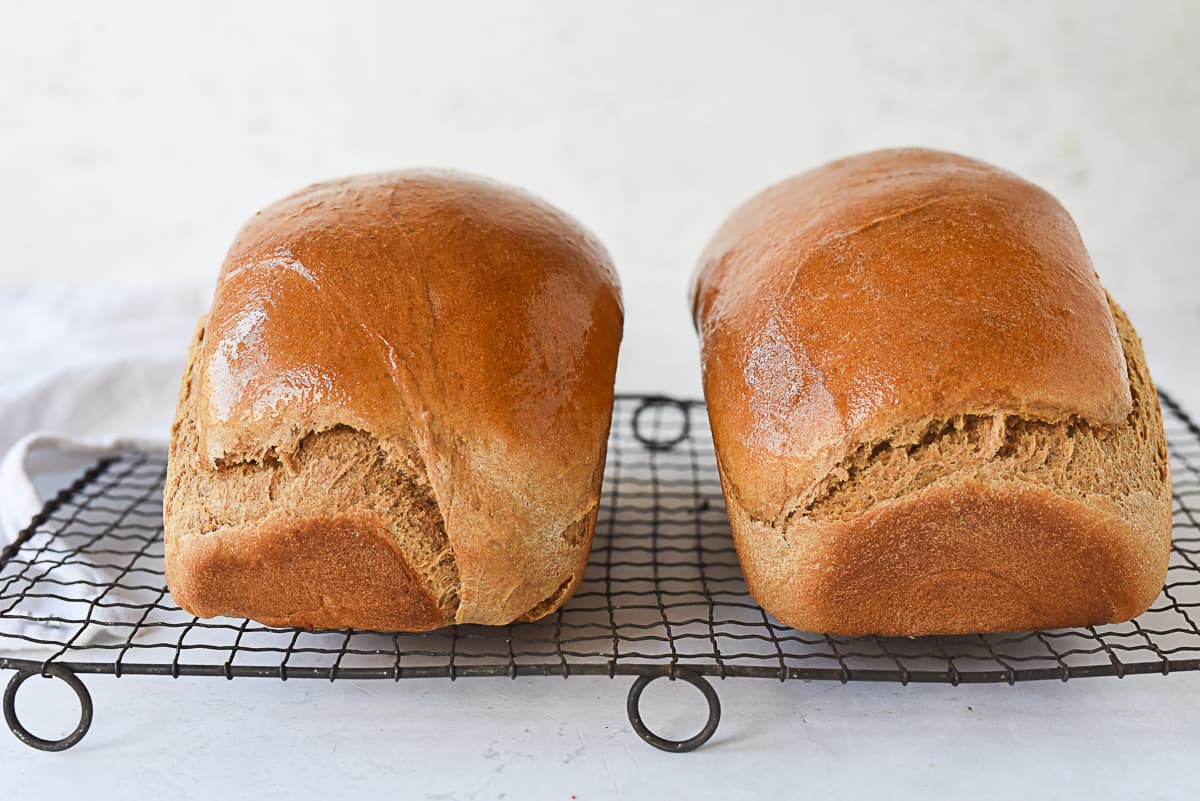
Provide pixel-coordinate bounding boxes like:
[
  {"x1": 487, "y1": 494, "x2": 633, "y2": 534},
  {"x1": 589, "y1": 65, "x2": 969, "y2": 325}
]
[{"x1": 3, "y1": 393, "x2": 1200, "y2": 753}]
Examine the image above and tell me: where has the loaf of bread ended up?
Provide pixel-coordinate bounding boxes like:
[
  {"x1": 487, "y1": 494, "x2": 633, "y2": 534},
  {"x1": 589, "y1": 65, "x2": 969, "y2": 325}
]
[
  {"x1": 165, "y1": 171, "x2": 623, "y2": 630},
  {"x1": 691, "y1": 148, "x2": 1171, "y2": 636}
]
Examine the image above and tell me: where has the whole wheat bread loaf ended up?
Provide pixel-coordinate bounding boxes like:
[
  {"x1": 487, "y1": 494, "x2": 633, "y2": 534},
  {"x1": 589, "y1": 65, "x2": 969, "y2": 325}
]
[
  {"x1": 691, "y1": 148, "x2": 1171, "y2": 636},
  {"x1": 164, "y1": 171, "x2": 623, "y2": 630}
]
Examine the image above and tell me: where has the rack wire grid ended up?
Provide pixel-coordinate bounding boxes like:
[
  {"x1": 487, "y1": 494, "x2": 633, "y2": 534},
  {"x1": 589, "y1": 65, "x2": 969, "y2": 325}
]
[{"x1": 2, "y1": 393, "x2": 1200, "y2": 753}]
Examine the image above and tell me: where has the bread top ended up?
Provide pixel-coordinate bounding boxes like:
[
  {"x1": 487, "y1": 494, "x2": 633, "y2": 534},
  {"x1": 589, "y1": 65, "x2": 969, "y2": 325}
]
[
  {"x1": 195, "y1": 171, "x2": 623, "y2": 620},
  {"x1": 692, "y1": 148, "x2": 1132, "y2": 521}
]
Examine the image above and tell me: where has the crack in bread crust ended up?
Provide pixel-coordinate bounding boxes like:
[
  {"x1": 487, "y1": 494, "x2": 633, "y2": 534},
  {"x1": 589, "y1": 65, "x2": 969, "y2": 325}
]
[{"x1": 740, "y1": 297, "x2": 1169, "y2": 535}]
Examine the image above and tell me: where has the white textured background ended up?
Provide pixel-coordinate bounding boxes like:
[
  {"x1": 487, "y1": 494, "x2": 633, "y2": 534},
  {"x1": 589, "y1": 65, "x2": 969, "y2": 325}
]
[
  {"x1": 2, "y1": 3, "x2": 1199, "y2": 799},
  {"x1": 2, "y1": 0, "x2": 1198, "y2": 402}
]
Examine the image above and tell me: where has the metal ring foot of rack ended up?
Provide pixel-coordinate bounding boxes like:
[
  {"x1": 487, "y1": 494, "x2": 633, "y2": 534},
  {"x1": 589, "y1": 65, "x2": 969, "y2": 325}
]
[
  {"x1": 631, "y1": 396, "x2": 691, "y2": 451},
  {"x1": 4, "y1": 665, "x2": 93, "y2": 752},
  {"x1": 626, "y1": 670, "x2": 721, "y2": 752}
]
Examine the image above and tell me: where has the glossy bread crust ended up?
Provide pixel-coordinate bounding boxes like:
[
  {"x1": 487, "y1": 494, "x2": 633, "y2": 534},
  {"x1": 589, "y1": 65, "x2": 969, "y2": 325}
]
[
  {"x1": 693, "y1": 148, "x2": 1171, "y2": 635},
  {"x1": 165, "y1": 171, "x2": 623, "y2": 629},
  {"x1": 693, "y1": 148, "x2": 1132, "y2": 523}
]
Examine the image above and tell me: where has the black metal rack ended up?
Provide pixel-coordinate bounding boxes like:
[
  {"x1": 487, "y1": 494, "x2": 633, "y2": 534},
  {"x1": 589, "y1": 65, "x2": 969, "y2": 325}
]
[{"x1": 3, "y1": 394, "x2": 1200, "y2": 753}]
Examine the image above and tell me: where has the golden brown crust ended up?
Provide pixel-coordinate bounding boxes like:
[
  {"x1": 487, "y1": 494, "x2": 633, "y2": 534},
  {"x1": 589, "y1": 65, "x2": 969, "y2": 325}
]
[
  {"x1": 696, "y1": 148, "x2": 1172, "y2": 635},
  {"x1": 165, "y1": 513, "x2": 448, "y2": 631},
  {"x1": 165, "y1": 171, "x2": 622, "y2": 629},
  {"x1": 725, "y1": 480, "x2": 1168, "y2": 636},
  {"x1": 693, "y1": 148, "x2": 1132, "y2": 522}
]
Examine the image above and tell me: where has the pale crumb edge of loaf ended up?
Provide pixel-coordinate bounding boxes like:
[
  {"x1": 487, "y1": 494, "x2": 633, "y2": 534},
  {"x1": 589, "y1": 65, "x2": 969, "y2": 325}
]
[
  {"x1": 511, "y1": 506, "x2": 600, "y2": 623},
  {"x1": 727, "y1": 297, "x2": 1169, "y2": 538},
  {"x1": 171, "y1": 425, "x2": 465, "y2": 623}
]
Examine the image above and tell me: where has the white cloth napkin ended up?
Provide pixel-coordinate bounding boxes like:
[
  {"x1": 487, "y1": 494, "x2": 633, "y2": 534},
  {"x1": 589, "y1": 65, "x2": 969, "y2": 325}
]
[{"x1": 0, "y1": 285, "x2": 207, "y2": 647}]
